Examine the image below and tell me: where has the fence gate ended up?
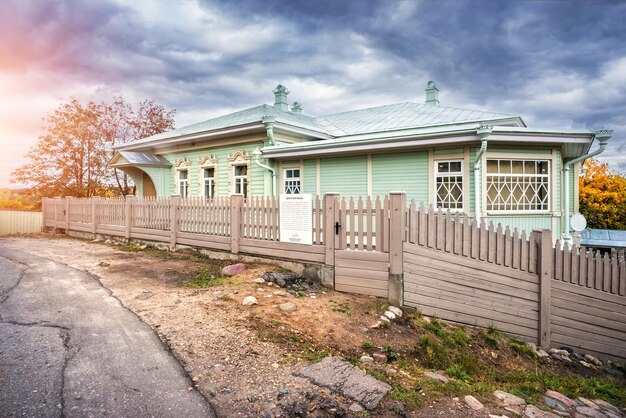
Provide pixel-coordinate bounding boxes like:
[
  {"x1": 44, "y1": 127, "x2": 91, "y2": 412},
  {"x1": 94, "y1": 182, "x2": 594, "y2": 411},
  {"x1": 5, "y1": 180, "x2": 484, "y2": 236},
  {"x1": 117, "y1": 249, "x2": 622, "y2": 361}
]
[{"x1": 332, "y1": 195, "x2": 391, "y2": 298}]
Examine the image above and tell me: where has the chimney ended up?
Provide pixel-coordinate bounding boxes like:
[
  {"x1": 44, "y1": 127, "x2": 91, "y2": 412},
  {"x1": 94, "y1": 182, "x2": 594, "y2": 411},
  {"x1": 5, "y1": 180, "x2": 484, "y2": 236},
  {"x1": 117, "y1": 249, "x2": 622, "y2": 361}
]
[
  {"x1": 291, "y1": 101, "x2": 303, "y2": 114},
  {"x1": 273, "y1": 84, "x2": 290, "y2": 111},
  {"x1": 425, "y1": 81, "x2": 439, "y2": 105}
]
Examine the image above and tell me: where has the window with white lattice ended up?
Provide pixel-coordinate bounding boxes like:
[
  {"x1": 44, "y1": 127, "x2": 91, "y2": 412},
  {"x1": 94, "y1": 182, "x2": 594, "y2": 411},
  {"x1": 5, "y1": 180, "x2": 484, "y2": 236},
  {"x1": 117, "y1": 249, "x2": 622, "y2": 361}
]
[
  {"x1": 283, "y1": 168, "x2": 301, "y2": 194},
  {"x1": 486, "y1": 159, "x2": 550, "y2": 212},
  {"x1": 435, "y1": 160, "x2": 464, "y2": 210}
]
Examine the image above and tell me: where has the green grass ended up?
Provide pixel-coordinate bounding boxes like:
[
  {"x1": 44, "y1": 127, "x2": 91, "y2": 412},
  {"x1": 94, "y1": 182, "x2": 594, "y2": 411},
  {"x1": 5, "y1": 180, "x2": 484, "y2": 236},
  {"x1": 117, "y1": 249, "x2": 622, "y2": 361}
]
[
  {"x1": 330, "y1": 301, "x2": 352, "y2": 316},
  {"x1": 361, "y1": 341, "x2": 374, "y2": 350},
  {"x1": 446, "y1": 364, "x2": 472, "y2": 382},
  {"x1": 509, "y1": 339, "x2": 537, "y2": 359},
  {"x1": 185, "y1": 268, "x2": 234, "y2": 288}
]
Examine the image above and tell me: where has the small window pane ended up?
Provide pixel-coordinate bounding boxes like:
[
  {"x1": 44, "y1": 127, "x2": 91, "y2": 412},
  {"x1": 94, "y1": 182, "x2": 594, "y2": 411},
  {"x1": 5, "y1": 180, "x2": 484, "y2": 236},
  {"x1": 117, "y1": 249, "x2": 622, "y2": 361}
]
[
  {"x1": 235, "y1": 165, "x2": 247, "y2": 176},
  {"x1": 449, "y1": 161, "x2": 462, "y2": 172},
  {"x1": 179, "y1": 170, "x2": 188, "y2": 179},
  {"x1": 204, "y1": 168, "x2": 214, "y2": 178},
  {"x1": 437, "y1": 162, "x2": 449, "y2": 173},
  {"x1": 512, "y1": 161, "x2": 523, "y2": 174},
  {"x1": 487, "y1": 160, "x2": 498, "y2": 173}
]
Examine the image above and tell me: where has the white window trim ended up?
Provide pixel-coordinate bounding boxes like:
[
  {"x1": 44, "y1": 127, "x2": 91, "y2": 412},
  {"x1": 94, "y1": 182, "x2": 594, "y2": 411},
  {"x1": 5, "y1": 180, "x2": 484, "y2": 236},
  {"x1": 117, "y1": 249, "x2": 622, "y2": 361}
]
[
  {"x1": 281, "y1": 164, "x2": 303, "y2": 195},
  {"x1": 228, "y1": 150, "x2": 250, "y2": 196},
  {"x1": 232, "y1": 165, "x2": 248, "y2": 196},
  {"x1": 484, "y1": 157, "x2": 551, "y2": 214},
  {"x1": 174, "y1": 157, "x2": 191, "y2": 198},
  {"x1": 199, "y1": 154, "x2": 218, "y2": 198},
  {"x1": 433, "y1": 159, "x2": 465, "y2": 212}
]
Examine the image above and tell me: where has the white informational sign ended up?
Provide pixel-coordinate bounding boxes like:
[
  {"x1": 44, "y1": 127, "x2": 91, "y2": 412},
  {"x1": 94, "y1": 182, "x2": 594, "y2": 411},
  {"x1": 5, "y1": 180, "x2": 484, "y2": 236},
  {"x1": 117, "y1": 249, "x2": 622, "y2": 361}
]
[{"x1": 279, "y1": 193, "x2": 313, "y2": 245}]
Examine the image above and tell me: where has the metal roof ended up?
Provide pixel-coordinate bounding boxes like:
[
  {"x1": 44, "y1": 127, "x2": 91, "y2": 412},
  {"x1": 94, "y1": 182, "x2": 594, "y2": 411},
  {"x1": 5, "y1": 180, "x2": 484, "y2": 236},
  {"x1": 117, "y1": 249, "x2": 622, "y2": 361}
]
[
  {"x1": 119, "y1": 102, "x2": 521, "y2": 150},
  {"x1": 580, "y1": 229, "x2": 626, "y2": 248},
  {"x1": 117, "y1": 151, "x2": 171, "y2": 167}
]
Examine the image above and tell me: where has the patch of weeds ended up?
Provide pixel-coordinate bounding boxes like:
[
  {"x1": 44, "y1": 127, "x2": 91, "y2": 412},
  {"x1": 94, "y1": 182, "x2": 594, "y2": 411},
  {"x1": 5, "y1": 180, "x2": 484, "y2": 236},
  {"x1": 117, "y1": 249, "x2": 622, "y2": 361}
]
[
  {"x1": 448, "y1": 327, "x2": 469, "y2": 347},
  {"x1": 509, "y1": 339, "x2": 537, "y2": 359},
  {"x1": 185, "y1": 268, "x2": 234, "y2": 288},
  {"x1": 330, "y1": 301, "x2": 351, "y2": 316},
  {"x1": 346, "y1": 356, "x2": 360, "y2": 366},
  {"x1": 446, "y1": 364, "x2": 472, "y2": 382},
  {"x1": 219, "y1": 294, "x2": 233, "y2": 302},
  {"x1": 361, "y1": 341, "x2": 373, "y2": 350},
  {"x1": 372, "y1": 298, "x2": 387, "y2": 314},
  {"x1": 479, "y1": 329, "x2": 499, "y2": 348},
  {"x1": 416, "y1": 336, "x2": 450, "y2": 370},
  {"x1": 422, "y1": 317, "x2": 446, "y2": 337},
  {"x1": 383, "y1": 344, "x2": 399, "y2": 362},
  {"x1": 291, "y1": 283, "x2": 307, "y2": 297},
  {"x1": 400, "y1": 306, "x2": 420, "y2": 321},
  {"x1": 390, "y1": 385, "x2": 425, "y2": 409},
  {"x1": 300, "y1": 348, "x2": 331, "y2": 362},
  {"x1": 366, "y1": 368, "x2": 390, "y2": 384},
  {"x1": 378, "y1": 320, "x2": 389, "y2": 329}
]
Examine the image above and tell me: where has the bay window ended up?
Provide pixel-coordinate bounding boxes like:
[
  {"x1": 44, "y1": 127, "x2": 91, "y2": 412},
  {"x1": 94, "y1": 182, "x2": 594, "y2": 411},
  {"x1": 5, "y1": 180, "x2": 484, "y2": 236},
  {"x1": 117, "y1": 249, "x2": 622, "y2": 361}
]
[{"x1": 485, "y1": 159, "x2": 549, "y2": 212}]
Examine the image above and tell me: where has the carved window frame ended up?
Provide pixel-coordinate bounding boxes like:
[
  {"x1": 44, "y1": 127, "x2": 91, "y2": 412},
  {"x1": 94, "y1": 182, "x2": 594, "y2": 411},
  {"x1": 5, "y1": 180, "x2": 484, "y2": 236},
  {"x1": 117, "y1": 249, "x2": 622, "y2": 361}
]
[
  {"x1": 174, "y1": 157, "x2": 191, "y2": 197},
  {"x1": 228, "y1": 150, "x2": 250, "y2": 197},
  {"x1": 199, "y1": 154, "x2": 218, "y2": 199}
]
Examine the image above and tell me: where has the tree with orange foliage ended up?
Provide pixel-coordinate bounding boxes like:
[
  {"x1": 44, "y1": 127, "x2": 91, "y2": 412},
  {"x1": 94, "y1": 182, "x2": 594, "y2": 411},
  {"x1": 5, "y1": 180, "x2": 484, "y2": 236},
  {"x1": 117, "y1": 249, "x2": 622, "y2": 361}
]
[{"x1": 578, "y1": 159, "x2": 626, "y2": 230}]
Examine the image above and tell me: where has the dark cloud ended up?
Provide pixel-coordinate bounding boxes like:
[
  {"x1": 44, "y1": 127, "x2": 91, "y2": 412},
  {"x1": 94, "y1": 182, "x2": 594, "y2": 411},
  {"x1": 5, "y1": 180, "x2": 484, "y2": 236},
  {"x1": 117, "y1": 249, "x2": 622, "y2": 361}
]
[{"x1": 1, "y1": 0, "x2": 625, "y2": 185}]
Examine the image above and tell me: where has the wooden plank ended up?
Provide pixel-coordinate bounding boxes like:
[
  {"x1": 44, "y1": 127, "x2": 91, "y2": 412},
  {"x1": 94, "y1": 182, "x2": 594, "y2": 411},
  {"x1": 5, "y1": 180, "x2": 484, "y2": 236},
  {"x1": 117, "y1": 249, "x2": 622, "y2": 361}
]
[
  {"x1": 512, "y1": 229, "x2": 520, "y2": 270},
  {"x1": 603, "y1": 253, "x2": 611, "y2": 293},
  {"x1": 403, "y1": 295, "x2": 539, "y2": 341},
  {"x1": 496, "y1": 223, "x2": 504, "y2": 265},
  {"x1": 551, "y1": 288, "x2": 626, "y2": 315},
  {"x1": 418, "y1": 203, "x2": 427, "y2": 246},
  {"x1": 462, "y1": 215, "x2": 471, "y2": 257},
  {"x1": 595, "y1": 251, "x2": 603, "y2": 290},
  {"x1": 445, "y1": 211, "x2": 453, "y2": 253},
  {"x1": 552, "y1": 324, "x2": 626, "y2": 353},
  {"x1": 611, "y1": 255, "x2": 619, "y2": 295},
  {"x1": 551, "y1": 300, "x2": 626, "y2": 331},
  {"x1": 520, "y1": 231, "x2": 528, "y2": 271},
  {"x1": 240, "y1": 238, "x2": 324, "y2": 254},
  {"x1": 404, "y1": 242, "x2": 539, "y2": 283},
  {"x1": 335, "y1": 258, "x2": 389, "y2": 272},
  {"x1": 239, "y1": 244, "x2": 325, "y2": 263},
  {"x1": 367, "y1": 197, "x2": 374, "y2": 250},
  {"x1": 404, "y1": 272, "x2": 538, "y2": 309},
  {"x1": 334, "y1": 272, "x2": 388, "y2": 288},
  {"x1": 552, "y1": 279, "x2": 626, "y2": 305},
  {"x1": 551, "y1": 333, "x2": 626, "y2": 359},
  {"x1": 552, "y1": 316, "x2": 626, "y2": 344},
  {"x1": 335, "y1": 250, "x2": 389, "y2": 263},
  {"x1": 176, "y1": 236, "x2": 230, "y2": 251},
  {"x1": 335, "y1": 283, "x2": 387, "y2": 298},
  {"x1": 479, "y1": 219, "x2": 487, "y2": 261},
  {"x1": 427, "y1": 205, "x2": 436, "y2": 248},
  {"x1": 404, "y1": 260, "x2": 539, "y2": 300}
]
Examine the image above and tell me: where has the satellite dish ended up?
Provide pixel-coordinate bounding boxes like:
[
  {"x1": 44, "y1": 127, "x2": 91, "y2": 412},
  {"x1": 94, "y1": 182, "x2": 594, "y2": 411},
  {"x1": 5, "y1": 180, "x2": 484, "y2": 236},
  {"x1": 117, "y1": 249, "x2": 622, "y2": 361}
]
[{"x1": 571, "y1": 213, "x2": 587, "y2": 232}]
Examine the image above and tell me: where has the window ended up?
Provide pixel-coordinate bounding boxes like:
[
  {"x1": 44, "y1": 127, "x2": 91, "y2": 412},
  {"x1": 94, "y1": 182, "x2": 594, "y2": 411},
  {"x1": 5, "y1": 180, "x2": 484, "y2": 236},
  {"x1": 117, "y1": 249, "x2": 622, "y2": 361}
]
[
  {"x1": 178, "y1": 170, "x2": 188, "y2": 198},
  {"x1": 486, "y1": 159, "x2": 550, "y2": 212},
  {"x1": 203, "y1": 168, "x2": 215, "y2": 199},
  {"x1": 233, "y1": 165, "x2": 248, "y2": 197},
  {"x1": 283, "y1": 168, "x2": 301, "y2": 194},
  {"x1": 435, "y1": 160, "x2": 464, "y2": 210}
]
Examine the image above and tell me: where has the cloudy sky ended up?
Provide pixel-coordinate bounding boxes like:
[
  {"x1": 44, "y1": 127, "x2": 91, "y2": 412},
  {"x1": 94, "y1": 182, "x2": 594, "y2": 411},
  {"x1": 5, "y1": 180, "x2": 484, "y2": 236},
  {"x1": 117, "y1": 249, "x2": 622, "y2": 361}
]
[{"x1": 1, "y1": 0, "x2": 625, "y2": 187}]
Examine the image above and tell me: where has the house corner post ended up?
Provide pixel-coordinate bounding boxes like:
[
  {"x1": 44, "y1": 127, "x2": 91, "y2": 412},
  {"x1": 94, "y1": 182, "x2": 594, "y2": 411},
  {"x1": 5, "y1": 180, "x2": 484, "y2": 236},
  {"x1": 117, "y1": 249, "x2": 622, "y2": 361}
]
[
  {"x1": 91, "y1": 197, "x2": 99, "y2": 236},
  {"x1": 65, "y1": 196, "x2": 72, "y2": 234},
  {"x1": 124, "y1": 195, "x2": 134, "y2": 241},
  {"x1": 535, "y1": 228, "x2": 553, "y2": 348},
  {"x1": 388, "y1": 191, "x2": 406, "y2": 306},
  {"x1": 322, "y1": 193, "x2": 339, "y2": 289},
  {"x1": 230, "y1": 194, "x2": 243, "y2": 255},
  {"x1": 169, "y1": 195, "x2": 181, "y2": 251}
]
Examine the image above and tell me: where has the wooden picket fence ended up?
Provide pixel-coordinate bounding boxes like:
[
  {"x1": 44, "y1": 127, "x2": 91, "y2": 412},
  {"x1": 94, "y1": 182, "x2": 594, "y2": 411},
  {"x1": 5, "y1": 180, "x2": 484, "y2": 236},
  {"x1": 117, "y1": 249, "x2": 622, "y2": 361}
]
[{"x1": 41, "y1": 193, "x2": 626, "y2": 360}]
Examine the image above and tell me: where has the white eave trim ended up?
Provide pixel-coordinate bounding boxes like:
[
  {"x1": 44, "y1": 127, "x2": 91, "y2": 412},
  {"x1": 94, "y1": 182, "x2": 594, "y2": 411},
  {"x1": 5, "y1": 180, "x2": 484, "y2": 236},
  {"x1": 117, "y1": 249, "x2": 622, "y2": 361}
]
[{"x1": 114, "y1": 123, "x2": 266, "y2": 152}]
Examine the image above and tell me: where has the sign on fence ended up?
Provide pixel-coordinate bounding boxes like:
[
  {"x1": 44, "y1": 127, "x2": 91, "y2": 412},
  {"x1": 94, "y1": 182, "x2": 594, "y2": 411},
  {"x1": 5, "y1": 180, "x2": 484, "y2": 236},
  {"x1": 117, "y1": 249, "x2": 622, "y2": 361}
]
[{"x1": 279, "y1": 193, "x2": 312, "y2": 245}]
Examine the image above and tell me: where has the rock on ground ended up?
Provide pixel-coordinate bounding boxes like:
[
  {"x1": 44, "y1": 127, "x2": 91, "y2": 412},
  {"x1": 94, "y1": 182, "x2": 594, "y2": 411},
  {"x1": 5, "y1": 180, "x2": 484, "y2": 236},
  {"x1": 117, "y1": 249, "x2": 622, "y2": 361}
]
[
  {"x1": 241, "y1": 296, "x2": 258, "y2": 306},
  {"x1": 464, "y1": 395, "x2": 483, "y2": 410},
  {"x1": 494, "y1": 390, "x2": 526, "y2": 406},
  {"x1": 423, "y1": 371, "x2": 449, "y2": 384},
  {"x1": 296, "y1": 356, "x2": 391, "y2": 410},
  {"x1": 545, "y1": 390, "x2": 576, "y2": 408},
  {"x1": 524, "y1": 405, "x2": 561, "y2": 418},
  {"x1": 221, "y1": 263, "x2": 246, "y2": 276},
  {"x1": 279, "y1": 302, "x2": 297, "y2": 312}
]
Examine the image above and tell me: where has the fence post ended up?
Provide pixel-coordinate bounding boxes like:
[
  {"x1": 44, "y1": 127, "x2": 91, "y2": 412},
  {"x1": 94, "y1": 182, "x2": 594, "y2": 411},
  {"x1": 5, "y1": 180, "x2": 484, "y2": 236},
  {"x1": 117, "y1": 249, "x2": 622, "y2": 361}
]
[
  {"x1": 170, "y1": 195, "x2": 181, "y2": 251},
  {"x1": 230, "y1": 194, "x2": 243, "y2": 254},
  {"x1": 388, "y1": 192, "x2": 406, "y2": 306},
  {"x1": 65, "y1": 196, "x2": 71, "y2": 234},
  {"x1": 124, "y1": 195, "x2": 134, "y2": 241},
  {"x1": 53, "y1": 197, "x2": 61, "y2": 233},
  {"x1": 321, "y1": 193, "x2": 339, "y2": 289},
  {"x1": 41, "y1": 197, "x2": 47, "y2": 232},
  {"x1": 91, "y1": 197, "x2": 99, "y2": 236},
  {"x1": 534, "y1": 229, "x2": 553, "y2": 347}
]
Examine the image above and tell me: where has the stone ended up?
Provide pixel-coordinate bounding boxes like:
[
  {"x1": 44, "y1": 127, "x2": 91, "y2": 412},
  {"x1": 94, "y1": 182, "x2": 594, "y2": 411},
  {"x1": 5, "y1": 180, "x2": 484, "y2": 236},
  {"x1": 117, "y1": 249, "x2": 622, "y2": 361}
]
[
  {"x1": 423, "y1": 371, "x2": 449, "y2": 383},
  {"x1": 388, "y1": 306, "x2": 403, "y2": 317},
  {"x1": 135, "y1": 291, "x2": 155, "y2": 300},
  {"x1": 380, "y1": 316, "x2": 390, "y2": 322},
  {"x1": 537, "y1": 349, "x2": 550, "y2": 358},
  {"x1": 544, "y1": 397, "x2": 566, "y2": 411},
  {"x1": 296, "y1": 356, "x2": 391, "y2": 410},
  {"x1": 254, "y1": 278, "x2": 265, "y2": 283},
  {"x1": 494, "y1": 390, "x2": 526, "y2": 406},
  {"x1": 372, "y1": 353, "x2": 388, "y2": 363},
  {"x1": 221, "y1": 263, "x2": 246, "y2": 276},
  {"x1": 383, "y1": 311, "x2": 397, "y2": 320},
  {"x1": 546, "y1": 390, "x2": 577, "y2": 408},
  {"x1": 360, "y1": 355, "x2": 374, "y2": 363},
  {"x1": 575, "y1": 406, "x2": 608, "y2": 418},
  {"x1": 524, "y1": 405, "x2": 561, "y2": 418},
  {"x1": 580, "y1": 361, "x2": 592, "y2": 368},
  {"x1": 349, "y1": 403, "x2": 364, "y2": 413},
  {"x1": 505, "y1": 406, "x2": 524, "y2": 416},
  {"x1": 593, "y1": 400, "x2": 620, "y2": 415},
  {"x1": 490, "y1": 415, "x2": 511, "y2": 418},
  {"x1": 584, "y1": 354, "x2": 602, "y2": 367},
  {"x1": 279, "y1": 302, "x2": 297, "y2": 312},
  {"x1": 241, "y1": 296, "x2": 258, "y2": 306},
  {"x1": 464, "y1": 395, "x2": 483, "y2": 411},
  {"x1": 275, "y1": 278, "x2": 287, "y2": 287},
  {"x1": 578, "y1": 398, "x2": 600, "y2": 410}
]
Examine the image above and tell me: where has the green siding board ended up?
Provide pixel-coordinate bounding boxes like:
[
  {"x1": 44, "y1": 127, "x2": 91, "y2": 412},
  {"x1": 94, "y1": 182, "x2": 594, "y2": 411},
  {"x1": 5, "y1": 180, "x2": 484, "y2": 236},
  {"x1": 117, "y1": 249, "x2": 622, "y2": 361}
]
[
  {"x1": 433, "y1": 148, "x2": 463, "y2": 156},
  {"x1": 488, "y1": 147, "x2": 552, "y2": 155},
  {"x1": 483, "y1": 216, "x2": 552, "y2": 235},
  {"x1": 303, "y1": 159, "x2": 317, "y2": 194},
  {"x1": 372, "y1": 152, "x2": 428, "y2": 203},
  {"x1": 320, "y1": 156, "x2": 367, "y2": 197}
]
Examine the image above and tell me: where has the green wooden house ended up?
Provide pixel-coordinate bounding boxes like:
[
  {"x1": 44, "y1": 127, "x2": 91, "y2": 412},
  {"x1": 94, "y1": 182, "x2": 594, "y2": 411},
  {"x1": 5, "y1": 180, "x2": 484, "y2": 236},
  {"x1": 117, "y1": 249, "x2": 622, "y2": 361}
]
[{"x1": 110, "y1": 82, "x2": 612, "y2": 243}]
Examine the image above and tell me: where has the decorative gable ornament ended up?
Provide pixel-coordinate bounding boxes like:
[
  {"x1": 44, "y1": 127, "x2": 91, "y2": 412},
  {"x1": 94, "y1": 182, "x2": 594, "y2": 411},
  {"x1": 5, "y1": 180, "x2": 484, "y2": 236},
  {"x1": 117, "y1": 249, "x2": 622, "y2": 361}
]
[
  {"x1": 199, "y1": 154, "x2": 217, "y2": 167},
  {"x1": 174, "y1": 157, "x2": 191, "y2": 169},
  {"x1": 228, "y1": 150, "x2": 250, "y2": 164}
]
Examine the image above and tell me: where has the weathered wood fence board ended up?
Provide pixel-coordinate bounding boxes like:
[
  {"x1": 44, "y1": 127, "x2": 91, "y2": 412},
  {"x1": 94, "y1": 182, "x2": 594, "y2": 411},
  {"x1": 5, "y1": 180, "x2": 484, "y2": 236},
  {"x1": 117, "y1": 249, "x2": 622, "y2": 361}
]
[
  {"x1": 0, "y1": 210, "x2": 43, "y2": 235},
  {"x1": 41, "y1": 193, "x2": 626, "y2": 360}
]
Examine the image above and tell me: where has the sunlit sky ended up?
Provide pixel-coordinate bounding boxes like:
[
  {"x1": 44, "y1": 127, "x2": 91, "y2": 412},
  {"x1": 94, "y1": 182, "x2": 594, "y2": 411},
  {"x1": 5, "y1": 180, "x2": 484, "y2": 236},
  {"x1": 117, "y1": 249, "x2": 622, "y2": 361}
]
[{"x1": 1, "y1": 0, "x2": 625, "y2": 188}]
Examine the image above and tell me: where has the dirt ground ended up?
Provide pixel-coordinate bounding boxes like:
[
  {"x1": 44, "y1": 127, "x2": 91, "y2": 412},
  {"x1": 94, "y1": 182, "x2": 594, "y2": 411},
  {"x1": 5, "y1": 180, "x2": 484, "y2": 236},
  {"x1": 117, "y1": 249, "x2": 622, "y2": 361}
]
[{"x1": 2, "y1": 235, "x2": 619, "y2": 418}]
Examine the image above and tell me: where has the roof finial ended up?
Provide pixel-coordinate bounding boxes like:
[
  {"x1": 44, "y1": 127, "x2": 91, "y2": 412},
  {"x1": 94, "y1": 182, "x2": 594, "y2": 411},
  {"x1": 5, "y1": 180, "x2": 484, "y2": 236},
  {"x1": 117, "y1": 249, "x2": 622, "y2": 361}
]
[
  {"x1": 425, "y1": 81, "x2": 439, "y2": 106},
  {"x1": 291, "y1": 101, "x2": 303, "y2": 114}
]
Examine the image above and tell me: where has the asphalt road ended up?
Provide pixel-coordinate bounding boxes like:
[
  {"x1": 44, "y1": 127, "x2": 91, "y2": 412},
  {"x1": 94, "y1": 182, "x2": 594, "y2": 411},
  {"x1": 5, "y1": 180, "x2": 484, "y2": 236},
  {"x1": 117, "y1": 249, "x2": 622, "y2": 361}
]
[{"x1": 0, "y1": 247, "x2": 216, "y2": 418}]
